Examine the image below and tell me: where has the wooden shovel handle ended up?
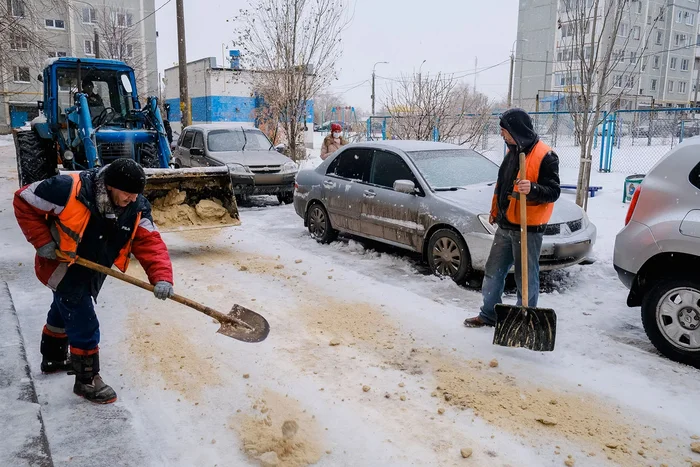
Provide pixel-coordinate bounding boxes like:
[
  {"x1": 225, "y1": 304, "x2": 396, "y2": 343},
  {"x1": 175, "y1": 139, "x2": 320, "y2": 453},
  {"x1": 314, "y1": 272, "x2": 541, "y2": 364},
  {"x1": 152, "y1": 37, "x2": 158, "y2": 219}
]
[
  {"x1": 518, "y1": 152, "x2": 529, "y2": 308},
  {"x1": 57, "y1": 251, "x2": 253, "y2": 330}
]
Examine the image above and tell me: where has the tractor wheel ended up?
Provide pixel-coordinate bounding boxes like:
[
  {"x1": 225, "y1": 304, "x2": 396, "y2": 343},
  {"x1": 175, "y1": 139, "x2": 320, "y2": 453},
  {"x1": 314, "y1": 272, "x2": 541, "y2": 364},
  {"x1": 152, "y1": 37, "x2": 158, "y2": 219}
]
[
  {"x1": 140, "y1": 143, "x2": 161, "y2": 168},
  {"x1": 14, "y1": 130, "x2": 57, "y2": 188}
]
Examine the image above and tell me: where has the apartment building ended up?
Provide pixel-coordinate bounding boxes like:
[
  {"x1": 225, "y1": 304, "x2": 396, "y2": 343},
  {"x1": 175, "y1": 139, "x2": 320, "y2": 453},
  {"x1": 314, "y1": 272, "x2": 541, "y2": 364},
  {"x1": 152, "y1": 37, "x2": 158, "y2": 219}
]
[
  {"x1": 514, "y1": 0, "x2": 700, "y2": 111},
  {"x1": 1, "y1": 0, "x2": 158, "y2": 133}
]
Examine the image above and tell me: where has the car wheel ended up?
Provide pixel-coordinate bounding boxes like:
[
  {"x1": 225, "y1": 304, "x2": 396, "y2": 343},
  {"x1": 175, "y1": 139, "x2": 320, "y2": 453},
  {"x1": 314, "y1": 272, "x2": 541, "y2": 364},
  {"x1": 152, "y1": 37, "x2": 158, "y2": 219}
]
[
  {"x1": 426, "y1": 229, "x2": 471, "y2": 284},
  {"x1": 641, "y1": 279, "x2": 700, "y2": 368},
  {"x1": 306, "y1": 203, "x2": 337, "y2": 244}
]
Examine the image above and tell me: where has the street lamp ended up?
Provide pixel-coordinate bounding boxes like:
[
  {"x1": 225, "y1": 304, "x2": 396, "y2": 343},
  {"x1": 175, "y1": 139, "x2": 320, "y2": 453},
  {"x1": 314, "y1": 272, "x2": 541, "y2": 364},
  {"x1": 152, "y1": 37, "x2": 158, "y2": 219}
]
[
  {"x1": 371, "y1": 61, "x2": 389, "y2": 116},
  {"x1": 507, "y1": 39, "x2": 528, "y2": 108},
  {"x1": 418, "y1": 59, "x2": 427, "y2": 105}
]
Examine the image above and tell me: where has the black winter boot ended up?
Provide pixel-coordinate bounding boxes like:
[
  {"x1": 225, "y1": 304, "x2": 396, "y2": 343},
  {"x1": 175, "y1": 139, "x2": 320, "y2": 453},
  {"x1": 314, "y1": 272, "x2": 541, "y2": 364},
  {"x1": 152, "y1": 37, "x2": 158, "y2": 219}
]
[
  {"x1": 71, "y1": 350, "x2": 117, "y2": 404},
  {"x1": 40, "y1": 326, "x2": 71, "y2": 373}
]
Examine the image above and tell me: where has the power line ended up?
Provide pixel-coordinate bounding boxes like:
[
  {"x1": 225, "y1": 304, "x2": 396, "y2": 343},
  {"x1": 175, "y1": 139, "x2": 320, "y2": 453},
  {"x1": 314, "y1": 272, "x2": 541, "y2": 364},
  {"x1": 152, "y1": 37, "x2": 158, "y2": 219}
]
[
  {"x1": 130, "y1": 0, "x2": 173, "y2": 28},
  {"x1": 375, "y1": 59, "x2": 510, "y2": 83}
]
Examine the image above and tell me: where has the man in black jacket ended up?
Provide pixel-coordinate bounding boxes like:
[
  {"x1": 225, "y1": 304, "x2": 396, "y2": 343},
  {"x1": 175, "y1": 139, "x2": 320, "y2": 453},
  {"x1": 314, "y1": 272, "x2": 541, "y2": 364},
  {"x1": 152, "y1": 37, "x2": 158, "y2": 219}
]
[{"x1": 464, "y1": 108, "x2": 560, "y2": 327}]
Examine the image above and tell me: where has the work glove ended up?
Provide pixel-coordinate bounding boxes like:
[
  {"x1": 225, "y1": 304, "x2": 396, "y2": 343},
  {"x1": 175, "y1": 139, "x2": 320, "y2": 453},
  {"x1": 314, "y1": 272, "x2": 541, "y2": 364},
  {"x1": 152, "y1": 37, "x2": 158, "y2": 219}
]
[
  {"x1": 36, "y1": 241, "x2": 58, "y2": 260},
  {"x1": 153, "y1": 281, "x2": 174, "y2": 300}
]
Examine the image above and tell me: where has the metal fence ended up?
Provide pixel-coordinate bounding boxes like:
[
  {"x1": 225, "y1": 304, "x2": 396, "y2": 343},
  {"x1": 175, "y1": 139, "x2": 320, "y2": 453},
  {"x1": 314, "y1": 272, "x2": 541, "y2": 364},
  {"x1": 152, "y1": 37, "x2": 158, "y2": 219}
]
[{"x1": 364, "y1": 108, "x2": 700, "y2": 176}]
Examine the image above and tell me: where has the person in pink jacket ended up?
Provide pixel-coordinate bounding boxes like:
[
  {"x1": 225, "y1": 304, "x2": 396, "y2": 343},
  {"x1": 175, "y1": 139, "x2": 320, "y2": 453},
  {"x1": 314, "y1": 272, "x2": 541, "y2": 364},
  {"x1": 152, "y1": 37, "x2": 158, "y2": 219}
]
[{"x1": 320, "y1": 123, "x2": 348, "y2": 160}]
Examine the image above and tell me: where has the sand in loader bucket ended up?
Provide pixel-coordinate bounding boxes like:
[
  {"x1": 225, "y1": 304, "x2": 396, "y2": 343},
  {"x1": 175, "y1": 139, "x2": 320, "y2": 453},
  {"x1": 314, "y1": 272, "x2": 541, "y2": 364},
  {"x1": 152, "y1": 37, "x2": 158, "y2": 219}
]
[{"x1": 151, "y1": 188, "x2": 236, "y2": 229}]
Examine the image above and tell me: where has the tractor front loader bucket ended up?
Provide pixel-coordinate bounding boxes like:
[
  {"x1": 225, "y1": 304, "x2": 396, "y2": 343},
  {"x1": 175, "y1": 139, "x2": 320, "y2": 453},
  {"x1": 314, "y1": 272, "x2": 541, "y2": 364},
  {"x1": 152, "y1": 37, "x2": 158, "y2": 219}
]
[{"x1": 142, "y1": 167, "x2": 240, "y2": 232}]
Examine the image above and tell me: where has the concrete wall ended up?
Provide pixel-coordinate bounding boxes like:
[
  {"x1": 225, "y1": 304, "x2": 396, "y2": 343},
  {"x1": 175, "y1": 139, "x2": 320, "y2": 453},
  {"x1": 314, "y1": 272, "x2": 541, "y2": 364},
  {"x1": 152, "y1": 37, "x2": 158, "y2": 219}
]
[
  {"x1": 514, "y1": 0, "x2": 558, "y2": 110},
  {"x1": 164, "y1": 57, "x2": 315, "y2": 148}
]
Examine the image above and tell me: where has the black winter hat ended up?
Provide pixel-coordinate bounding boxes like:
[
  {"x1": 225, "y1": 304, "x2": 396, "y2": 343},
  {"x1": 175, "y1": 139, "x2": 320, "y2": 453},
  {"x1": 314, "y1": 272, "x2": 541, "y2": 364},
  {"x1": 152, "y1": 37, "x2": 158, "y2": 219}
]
[{"x1": 104, "y1": 159, "x2": 146, "y2": 194}]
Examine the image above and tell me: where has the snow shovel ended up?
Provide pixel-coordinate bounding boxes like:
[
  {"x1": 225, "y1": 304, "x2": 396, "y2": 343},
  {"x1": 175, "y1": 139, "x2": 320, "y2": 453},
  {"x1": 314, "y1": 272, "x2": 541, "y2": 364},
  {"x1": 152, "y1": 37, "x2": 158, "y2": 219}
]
[
  {"x1": 492, "y1": 152, "x2": 557, "y2": 352},
  {"x1": 56, "y1": 252, "x2": 270, "y2": 343}
]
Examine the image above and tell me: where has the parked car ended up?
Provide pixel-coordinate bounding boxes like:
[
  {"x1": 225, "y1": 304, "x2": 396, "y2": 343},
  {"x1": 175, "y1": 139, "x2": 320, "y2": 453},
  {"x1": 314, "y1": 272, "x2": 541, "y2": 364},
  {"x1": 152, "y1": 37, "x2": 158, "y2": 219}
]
[
  {"x1": 676, "y1": 119, "x2": 700, "y2": 138},
  {"x1": 614, "y1": 140, "x2": 700, "y2": 368},
  {"x1": 174, "y1": 123, "x2": 298, "y2": 204},
  {"x1": 293, "y1": 140, "x2": 597, "y2": 283},
  {"x1": 631, "y1": 121, "x2": 673, "y2": 138}
]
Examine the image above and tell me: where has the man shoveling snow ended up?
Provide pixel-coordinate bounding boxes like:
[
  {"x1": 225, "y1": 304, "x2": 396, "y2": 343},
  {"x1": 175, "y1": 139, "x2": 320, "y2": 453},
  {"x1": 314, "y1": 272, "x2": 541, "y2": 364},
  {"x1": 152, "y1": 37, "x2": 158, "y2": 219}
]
[{"x1": 13, "y1": 159, "x2": 174, "y2": 404}]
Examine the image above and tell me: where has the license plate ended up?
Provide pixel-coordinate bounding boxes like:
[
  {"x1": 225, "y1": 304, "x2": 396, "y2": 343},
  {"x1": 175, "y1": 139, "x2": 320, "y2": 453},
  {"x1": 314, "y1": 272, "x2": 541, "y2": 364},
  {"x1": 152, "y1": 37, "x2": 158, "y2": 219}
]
[{"x1": 554, "y1": 240, "x2": 591, "y2": 258}]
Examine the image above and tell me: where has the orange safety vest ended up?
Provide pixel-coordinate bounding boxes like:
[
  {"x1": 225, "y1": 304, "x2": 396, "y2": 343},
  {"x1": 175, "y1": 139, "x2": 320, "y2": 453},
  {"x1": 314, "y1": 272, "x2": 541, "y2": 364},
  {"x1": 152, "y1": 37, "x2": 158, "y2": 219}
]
[
  {"x1": 55, "y1": 173, "x2": 140, "y2": 272},
  {"x1": 490, "y1": 140, "x2": 555, "y2": 227}
]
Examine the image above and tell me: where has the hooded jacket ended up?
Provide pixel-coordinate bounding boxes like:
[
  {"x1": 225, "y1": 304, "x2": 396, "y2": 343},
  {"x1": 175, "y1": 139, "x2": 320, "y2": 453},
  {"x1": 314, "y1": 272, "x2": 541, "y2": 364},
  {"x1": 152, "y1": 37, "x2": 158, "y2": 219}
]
[{"x1": 494, "y1": 108, "x2": 561, "y2": 233}]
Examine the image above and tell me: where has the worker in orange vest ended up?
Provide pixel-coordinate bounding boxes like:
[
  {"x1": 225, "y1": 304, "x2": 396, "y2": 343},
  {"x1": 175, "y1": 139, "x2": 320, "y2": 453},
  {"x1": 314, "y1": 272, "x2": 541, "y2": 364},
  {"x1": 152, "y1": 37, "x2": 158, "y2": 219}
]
[
  {"x1": 14, "y1": 159, "x2": 174, "y2": 403},
  {"x1": 464, "y1": 108, "x2": 560, "y2": 328}
]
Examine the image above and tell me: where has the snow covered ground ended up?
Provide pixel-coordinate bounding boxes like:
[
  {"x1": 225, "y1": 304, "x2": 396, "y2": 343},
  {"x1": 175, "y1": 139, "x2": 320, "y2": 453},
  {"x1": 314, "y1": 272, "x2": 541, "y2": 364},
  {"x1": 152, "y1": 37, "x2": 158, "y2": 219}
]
[{"x1": 2, "y1": 140, "x2": 700, "y2": 467}]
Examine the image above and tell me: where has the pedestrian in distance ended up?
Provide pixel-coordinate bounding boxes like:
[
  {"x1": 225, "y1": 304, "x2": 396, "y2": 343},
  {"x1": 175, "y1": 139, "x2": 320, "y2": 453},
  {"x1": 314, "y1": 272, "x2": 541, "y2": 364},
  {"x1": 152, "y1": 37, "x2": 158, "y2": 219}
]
[
  {"x1": 320, "y1": 122, "x2": 349, "y2": 160},
  {"x1": 463, "y1": 108, "x2": 561, "y2": 328},
  {"x1": 14, "y1": 158, "x2": 174, "y2": 404}
]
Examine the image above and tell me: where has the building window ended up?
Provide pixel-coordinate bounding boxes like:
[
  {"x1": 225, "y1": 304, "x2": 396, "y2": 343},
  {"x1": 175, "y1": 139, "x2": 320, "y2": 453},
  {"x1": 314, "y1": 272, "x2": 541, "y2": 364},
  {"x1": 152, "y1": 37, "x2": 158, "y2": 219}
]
[
  {"x1": 675, "y1": 34, "x2": 688, "y2": 47},
  {"x1": 651, "y1": 79, "x2": 657, "y2": 91},
  {"x1": 653, "y1": 55, "x2": 660, "y2": 69},
  {"x1": 84, "y1": 40, "x2": 95, "y2": 55},
  {"x1": 670, "y1": 57, "x2": 677, "y2": 70},
  {"x1": 82, "y1": 7, "x2": 97, "y2": 24},
  {"x1": 656, "y1": 30, "x2": 663, "y2": 45},
  {"x1": 636, "y1": 0, "x2": 642, "y2": 14},
  {"x1": 686, "y1": 12, "x2": 695, "y2": 26},
  {"x1": 680, "y1": 81, "x2": 687, "y2": 93},
  {"x1": 677, "y1": 10, "x2": 683, "y2": 23},
  {"x1": 9, "y1": 0, "x2": 25, "y2": 17},
  {"x1": 647, "y1": 15, "x2": 652, "y2": 25},
  {"x1": 45, "y1": 19, "x2": 65, "y2": 29},
  {"x1": 632, "y1": 26, "x2": 641, "y2": 40},
  {"x1": 668, "y1": 80, "x2": 674, "y2": 92},
  {"x1": 48, "y1": 51, "x2": 68, "y2": 58},
  {"x1": 626, "y1": 76, "x2": 635, "y2": 88},
  {"x1": 658, "y1": 6, "x2": 665, "y2": 21},
  {"x1": 630, "y1": 51, "x2": 637, "y2": 63},
  {"x1": 114, "y1": 12, "x2": 133, "y2": 28},
  {"x1": 13, "y1": 66, "x2": 30, "y2": 83},
  {"x1": 10, "y1": 33, "x2": 29, "y2": 50},
  {"x1": 619, "y1": 23, "x2": 629, "y2": 37},
  {"x1": 682, "y1": 59, "x2": 690, "y2": 71},
  {"x1": 614, "y1": 75, "x2": 623, "y2": 88}
]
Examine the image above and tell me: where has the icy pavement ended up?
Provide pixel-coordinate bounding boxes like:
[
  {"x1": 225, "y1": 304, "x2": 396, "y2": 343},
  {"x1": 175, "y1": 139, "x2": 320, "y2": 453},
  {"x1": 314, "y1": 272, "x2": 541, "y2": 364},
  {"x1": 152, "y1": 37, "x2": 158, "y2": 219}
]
[{"x1": 1, "y1": 144, "x2": 700, "y2": 467}]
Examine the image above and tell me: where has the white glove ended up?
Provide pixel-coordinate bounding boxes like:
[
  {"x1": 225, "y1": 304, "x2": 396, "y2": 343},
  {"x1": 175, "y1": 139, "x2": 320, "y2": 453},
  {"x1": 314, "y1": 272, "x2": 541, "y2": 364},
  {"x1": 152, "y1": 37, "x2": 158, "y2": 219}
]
[{"x1": 153, "y1": 281, "x2": 174, "y2": 300}]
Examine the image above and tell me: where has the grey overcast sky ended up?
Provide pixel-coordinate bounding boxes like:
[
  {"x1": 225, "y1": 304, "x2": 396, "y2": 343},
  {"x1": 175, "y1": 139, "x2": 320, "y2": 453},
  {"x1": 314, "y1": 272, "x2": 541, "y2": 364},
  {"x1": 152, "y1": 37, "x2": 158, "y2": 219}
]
[{"x1": 155, "y1": 0, "x2": 520, "y2": 112}]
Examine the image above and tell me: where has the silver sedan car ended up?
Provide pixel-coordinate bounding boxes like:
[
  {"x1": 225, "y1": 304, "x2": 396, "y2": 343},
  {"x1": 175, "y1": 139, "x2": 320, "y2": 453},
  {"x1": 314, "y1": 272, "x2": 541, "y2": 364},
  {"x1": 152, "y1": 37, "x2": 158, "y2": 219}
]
[{"x1": 294, "y1": 140, "x2": 596, "y2": 284}]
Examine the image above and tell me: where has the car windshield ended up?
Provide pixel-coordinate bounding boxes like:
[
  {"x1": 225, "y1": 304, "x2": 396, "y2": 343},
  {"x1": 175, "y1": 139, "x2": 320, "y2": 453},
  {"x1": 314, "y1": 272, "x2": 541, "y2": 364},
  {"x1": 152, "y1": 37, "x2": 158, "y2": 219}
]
[
  {"x1": 207, "y1": 129, "x2": 272, "y2": 152},
  {"x1": 407, "y1": 149, "x2": 499, "y2": 189}
]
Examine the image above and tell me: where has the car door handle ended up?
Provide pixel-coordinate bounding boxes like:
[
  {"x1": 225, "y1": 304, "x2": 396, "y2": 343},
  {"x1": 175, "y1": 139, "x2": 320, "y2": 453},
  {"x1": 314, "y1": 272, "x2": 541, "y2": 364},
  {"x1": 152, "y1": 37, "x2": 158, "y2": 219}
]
[
  {"x1": 363, "y1": 189, "x2": 376, "y2": 199},
  {"x1": 323, "y1": 180, "x2": 336, "y2": 188}
]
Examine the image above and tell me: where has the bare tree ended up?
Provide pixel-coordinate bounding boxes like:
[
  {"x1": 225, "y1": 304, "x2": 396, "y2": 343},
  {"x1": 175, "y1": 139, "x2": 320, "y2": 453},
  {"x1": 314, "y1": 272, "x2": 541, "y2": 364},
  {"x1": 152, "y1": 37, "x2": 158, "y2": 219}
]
[
  {"x1": 96, "y1": 6, "x2": 150, "y2": 94},
  {"x1": 233, "y1": 0, "x2": 351, "y2": 161},
  {"x1": 382, "y1": 72, "x2": 493, "y2": 148},
  {"x1": 313, "y1": 91, "x2": 347, "y2": 124},
  {"x1": 558, "y1": 0, "x2": 659, "y2": 209},
  {"x1": 0, "y1": 0, "x2": 59, "y2": 88}
]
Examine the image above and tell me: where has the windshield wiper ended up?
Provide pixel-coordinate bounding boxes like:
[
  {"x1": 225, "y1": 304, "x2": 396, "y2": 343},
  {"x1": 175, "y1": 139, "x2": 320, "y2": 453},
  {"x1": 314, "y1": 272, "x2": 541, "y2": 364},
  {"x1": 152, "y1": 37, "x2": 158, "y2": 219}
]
[
  {"x1": 241, "y1": 127, "x2": 247, "y2": 151},
  {"x1": 434, "y1": 187, "x2": 466, "y2": 191}
]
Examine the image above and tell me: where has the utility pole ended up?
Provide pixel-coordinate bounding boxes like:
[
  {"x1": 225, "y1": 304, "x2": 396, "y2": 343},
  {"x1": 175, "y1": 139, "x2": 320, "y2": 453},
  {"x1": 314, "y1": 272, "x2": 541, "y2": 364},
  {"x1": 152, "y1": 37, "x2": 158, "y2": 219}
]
[
  {"x1": 176, "y1": 0, "x2": 190, "y2": 127},
  {"x1": 94, "y1": 29, "x2": 100, "y2": 59},
  {"x1": 418, "y1": 59, "x2": 426, "y2": 106},
  {"x1": 507, "y1": 52, "x2": 514, "y2": 108},
  {"x1": 372, "y1": 61, "x2": 388, "y2": 116}
]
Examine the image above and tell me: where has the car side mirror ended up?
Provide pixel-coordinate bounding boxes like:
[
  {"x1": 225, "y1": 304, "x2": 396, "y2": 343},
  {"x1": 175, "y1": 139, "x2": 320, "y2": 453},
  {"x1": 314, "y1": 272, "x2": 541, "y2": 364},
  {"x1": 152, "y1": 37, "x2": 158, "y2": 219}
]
[
  {"x1": 274, "y1": 143, "x2": 286, "y2": 153},
  {"x1": 394, "y1": 179, "x2": 417, "y2": 194},
  {"x1": 190, "y1": 147, "x2": 204, "y2": 156}
]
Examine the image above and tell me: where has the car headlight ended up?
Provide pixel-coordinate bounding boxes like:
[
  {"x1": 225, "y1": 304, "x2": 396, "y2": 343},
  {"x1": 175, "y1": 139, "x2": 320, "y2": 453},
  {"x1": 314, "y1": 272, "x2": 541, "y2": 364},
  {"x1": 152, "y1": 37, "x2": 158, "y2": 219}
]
[
  {"x1": 229, "y1": 163, "x2": 251, "y2": 174},
  {"x1": 283, "y1": 161, "x2": 298, "y2": 172},
  {"x1": 477, "y1": 214, "x2": 497, "y2": 235}
]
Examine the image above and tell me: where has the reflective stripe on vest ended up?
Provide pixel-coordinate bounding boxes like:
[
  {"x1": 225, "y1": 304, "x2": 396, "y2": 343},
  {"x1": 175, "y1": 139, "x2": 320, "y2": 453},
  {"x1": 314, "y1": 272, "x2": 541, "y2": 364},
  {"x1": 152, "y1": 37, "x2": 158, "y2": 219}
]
[
  {"x1": 490, "y1": 141, "x2": 555, "y2": 227},
  {"x1": 56, "y1": 173, "x2": 139, "y2": 271}
]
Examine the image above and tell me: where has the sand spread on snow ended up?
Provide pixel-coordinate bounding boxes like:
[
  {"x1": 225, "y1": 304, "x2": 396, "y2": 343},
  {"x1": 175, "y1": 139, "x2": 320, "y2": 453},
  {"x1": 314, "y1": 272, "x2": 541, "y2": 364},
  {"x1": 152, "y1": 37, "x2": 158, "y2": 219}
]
[
  {"x1": 151, "y1": 189, "x2": 238, "y2": 229},
  {"x1": 230, "y1": 390, "x2": 323, "y2": 467}
]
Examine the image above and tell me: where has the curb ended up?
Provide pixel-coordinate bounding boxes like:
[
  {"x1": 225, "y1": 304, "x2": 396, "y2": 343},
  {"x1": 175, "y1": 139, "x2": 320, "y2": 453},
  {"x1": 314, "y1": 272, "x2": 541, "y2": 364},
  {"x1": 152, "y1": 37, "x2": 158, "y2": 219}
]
[{"x1": 0, "y1": 281, "x2": 53, "y2": 466}]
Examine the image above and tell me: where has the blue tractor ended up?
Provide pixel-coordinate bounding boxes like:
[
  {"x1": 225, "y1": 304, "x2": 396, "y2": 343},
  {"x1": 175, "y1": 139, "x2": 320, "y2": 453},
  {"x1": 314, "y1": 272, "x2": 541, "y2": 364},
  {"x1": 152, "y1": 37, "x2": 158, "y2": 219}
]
[{"x1": 14, "y1": 57, "x2": 238, "y2": 227}]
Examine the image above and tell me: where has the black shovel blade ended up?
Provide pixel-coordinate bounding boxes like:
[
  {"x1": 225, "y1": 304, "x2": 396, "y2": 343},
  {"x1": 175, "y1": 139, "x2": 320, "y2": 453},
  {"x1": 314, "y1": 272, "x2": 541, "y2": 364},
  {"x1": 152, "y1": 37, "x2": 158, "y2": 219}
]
[
  {"x1": 217, "y1": 304, "x2": 270, "y2": 343},
  {"x1": 493, "y1": 304, "x2": 556, "y2": 352}
]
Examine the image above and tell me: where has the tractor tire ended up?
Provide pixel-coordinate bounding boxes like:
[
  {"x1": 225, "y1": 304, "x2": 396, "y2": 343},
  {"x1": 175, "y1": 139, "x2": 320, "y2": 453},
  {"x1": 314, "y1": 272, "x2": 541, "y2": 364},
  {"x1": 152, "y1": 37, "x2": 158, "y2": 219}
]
[
  {"x1": 139, "y1": 142, "x2": 161, "y2": 168},
  {"x1": 14, "y1": 130, "x2": 57, "y2": 188}
]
